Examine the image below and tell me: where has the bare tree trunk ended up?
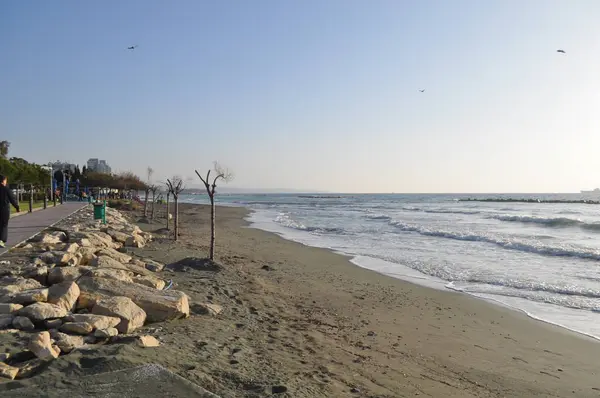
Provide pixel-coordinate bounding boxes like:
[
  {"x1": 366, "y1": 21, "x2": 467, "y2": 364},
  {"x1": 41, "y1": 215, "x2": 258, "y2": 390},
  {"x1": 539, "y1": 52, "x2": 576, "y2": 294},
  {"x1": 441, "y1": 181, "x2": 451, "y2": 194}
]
[
  {"x1": 174, "y1": 197, "x2": 179, "y2": 240},
  {"x1": 209, "y1": 195, "x2": 216, "y2": 260},
  {"x1": 166, "y1": 192, "x2": 170, "y2": 230},
  {"x1": 143, "y1": 189, "x2": 149, "y2": 217},
  {"x1": 151, "y1": 190, "x2": 156, "y2": 220}
]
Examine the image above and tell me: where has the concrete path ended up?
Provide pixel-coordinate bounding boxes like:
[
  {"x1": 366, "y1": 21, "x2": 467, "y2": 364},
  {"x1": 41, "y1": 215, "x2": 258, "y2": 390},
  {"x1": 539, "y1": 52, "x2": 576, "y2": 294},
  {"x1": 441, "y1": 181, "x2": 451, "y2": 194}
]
[{"x1": 0, "y1": 202, "x2": 88, "y2": 255}]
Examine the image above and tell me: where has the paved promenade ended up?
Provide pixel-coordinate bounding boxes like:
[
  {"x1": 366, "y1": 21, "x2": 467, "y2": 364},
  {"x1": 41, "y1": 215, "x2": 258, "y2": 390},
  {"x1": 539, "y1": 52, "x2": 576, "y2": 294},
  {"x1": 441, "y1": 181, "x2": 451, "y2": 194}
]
[{"x1": 0, "y1": 202, "x2": 87, "y2": 255}]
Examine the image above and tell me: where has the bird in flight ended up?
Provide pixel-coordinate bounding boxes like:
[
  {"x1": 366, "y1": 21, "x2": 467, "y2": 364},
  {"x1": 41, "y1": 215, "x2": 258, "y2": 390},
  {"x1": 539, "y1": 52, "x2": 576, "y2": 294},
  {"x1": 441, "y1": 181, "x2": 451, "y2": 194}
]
[
  {"x1": 557, "y1": 49, "x2": 566, "y2": 54},
  {"x1": 127, "y1": 45, "x2": 138, "y2": 50},
  {"x1": 419, "y1": 89, "x2": 425, "y2": 93}
]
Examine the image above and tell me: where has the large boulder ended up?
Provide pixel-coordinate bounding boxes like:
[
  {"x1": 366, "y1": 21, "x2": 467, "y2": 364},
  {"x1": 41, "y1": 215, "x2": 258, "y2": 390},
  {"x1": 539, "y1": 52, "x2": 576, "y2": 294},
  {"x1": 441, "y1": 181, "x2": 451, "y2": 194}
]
[
  {"x1": 65, "y1": 313, "x2": 120, "y2": 330},
  {"x1": 22, "y1": 265, "x2": 49, "y2": 285},
  {"x1": 12, "y1": 316, "x2": 34, "y2": 331},
  {"x1": 0, "y1": 278, "x2": 42, "y2": 296},
  {"x1": 90, "y1": 255, "x2": 129, "y2": 271},
  {"x1": 96, "y1": 248, "x2": 132, "y2": 264},
  {"x1": 28, "y1": 331, "x2": 61, "y2": 360},
  {"x1": 47, "y1": 281, "x2": 80, "y2": 311},
  {"x1": 48, "y1": 267, "x2": 89, "y2": 285},
  {"x1": 33, "y1": 232, "x2": 64, "y2": 245},
  {"x1": 103, "y1": 229, "x2": 130, "y2": 244},
  {"x1": 77, "y1": 247, "x2": 98, "y2": 265},
  {"x1": 78, "y1": 276, "x2": 189, "y2": 322},
  {"x1": 0, "y1": 303, "x2": 22, "y2": 314},
  {"x1": 12, "y1": 288, "x2": 49, "y2": 305},
  {"x1": 60, "y1": 322, "x2": 93, "y2": 335},
  {"x1": 91, "y1": 296, "x2": 146, "y2": 334},
  {"x1": 0, "y1": 314, "x2": 13, "y2": 329},
  {"x1": 51, "y1": 331, "x2": 85, "y2": 353},
  {"x1": 19, "y1": 302, "x2": 68, "y2": 322},
  {"x1": 132, "y1": 275, "x2": 165, "y2": 290}
]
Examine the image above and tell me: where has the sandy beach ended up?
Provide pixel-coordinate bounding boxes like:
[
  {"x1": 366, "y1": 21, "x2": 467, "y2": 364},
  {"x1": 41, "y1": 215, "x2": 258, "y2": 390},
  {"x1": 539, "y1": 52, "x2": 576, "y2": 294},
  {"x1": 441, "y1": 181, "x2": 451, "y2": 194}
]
[{"x1": 2, "y1": 203, "x2": 600, "y2": 397}]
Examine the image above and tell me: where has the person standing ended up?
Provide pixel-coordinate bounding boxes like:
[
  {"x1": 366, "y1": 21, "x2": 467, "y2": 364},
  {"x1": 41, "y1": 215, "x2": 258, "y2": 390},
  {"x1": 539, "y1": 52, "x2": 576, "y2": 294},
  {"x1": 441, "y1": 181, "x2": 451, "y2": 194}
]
[{"x1": 0, "y1": 175, "x2": 20, "y2": 248}]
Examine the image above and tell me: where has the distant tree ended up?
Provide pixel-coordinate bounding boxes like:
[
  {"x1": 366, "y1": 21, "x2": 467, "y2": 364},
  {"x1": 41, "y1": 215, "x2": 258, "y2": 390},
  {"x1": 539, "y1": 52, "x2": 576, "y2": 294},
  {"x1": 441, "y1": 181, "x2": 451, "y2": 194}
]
[
  {"x1": 73, "y1": 165, "x2": 82, "y2": 182},
  {"x1": 144, "y1": 167, "x2": 153, "y2": 218},
  {"x1": 165, "y1": 177, "x2": 184, "y2": 241},
  {"x1": 149, "y1": 184, "x2": 159, "y2": 220},
  {"x1": 0, "y1": 141, "x2": 9, "y2": 159},
  {"x1": 195, "y1": 162, "x2": 234, "y2": 260},
  {"x1": 82, "y1": 165, "x2": 87, "y2": 176}
]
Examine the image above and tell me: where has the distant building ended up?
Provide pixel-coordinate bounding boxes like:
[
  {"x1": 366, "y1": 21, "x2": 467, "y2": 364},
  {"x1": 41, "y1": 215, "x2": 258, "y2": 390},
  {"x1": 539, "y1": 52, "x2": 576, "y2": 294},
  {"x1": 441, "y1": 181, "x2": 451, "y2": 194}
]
[
  {"x1": 50, "y1": 161, "x2": 77, "y2": 173},
  {"x1": 87, "y1": 158, "x2": 111, "y2": 174}
]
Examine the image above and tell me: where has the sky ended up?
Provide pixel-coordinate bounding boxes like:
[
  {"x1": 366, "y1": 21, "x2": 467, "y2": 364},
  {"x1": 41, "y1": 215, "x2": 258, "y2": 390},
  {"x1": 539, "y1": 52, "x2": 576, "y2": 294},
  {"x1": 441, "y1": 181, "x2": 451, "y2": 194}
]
[{"x1": 2, "y1": 0, "x2": 600, "y2": 193}]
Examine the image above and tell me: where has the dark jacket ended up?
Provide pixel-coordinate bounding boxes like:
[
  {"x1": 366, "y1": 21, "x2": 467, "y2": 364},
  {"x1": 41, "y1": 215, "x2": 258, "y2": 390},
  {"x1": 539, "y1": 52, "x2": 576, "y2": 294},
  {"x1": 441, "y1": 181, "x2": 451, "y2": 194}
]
[{"x1": 0, "y1": 185, "x2": 19, "y2": 215}]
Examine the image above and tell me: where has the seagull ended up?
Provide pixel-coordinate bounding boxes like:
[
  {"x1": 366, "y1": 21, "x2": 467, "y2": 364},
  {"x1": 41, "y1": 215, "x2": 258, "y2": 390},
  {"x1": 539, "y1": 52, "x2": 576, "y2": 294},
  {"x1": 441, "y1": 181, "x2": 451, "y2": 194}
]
[
  {"x1": 127, "y1": 45, "x2": 138, "y2": 50},
  {"x1": 419, "y1": 89, "x2": 425, "y2": 93},
  {"x1": 557, "y1": 49, "x2": 566, "y2": 54}
]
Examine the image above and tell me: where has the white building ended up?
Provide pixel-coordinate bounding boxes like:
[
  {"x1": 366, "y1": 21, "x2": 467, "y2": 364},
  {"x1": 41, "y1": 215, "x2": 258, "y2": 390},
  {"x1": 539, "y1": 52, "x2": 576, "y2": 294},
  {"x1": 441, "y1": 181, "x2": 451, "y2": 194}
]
[
  {"x1": 87, "y1": 158, "x2": 111, "y2": 174},
  {"x1": 50, "y1": 161, "x2": 77, "y2": 173}
]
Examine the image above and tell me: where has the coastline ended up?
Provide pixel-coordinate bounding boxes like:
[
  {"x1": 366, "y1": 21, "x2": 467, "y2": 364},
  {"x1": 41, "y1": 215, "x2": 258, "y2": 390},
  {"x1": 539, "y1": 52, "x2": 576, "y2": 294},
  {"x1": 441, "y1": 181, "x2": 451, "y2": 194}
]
[{"x1": 3, "y1": 202, "x2": 600, "y2": 397}]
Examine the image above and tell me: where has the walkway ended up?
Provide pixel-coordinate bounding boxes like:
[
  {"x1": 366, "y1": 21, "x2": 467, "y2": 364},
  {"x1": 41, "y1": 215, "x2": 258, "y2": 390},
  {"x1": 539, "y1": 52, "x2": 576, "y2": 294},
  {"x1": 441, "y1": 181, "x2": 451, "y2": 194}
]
[{"x1": 0, "y1": 202, "x2": 88, "y2": 255}]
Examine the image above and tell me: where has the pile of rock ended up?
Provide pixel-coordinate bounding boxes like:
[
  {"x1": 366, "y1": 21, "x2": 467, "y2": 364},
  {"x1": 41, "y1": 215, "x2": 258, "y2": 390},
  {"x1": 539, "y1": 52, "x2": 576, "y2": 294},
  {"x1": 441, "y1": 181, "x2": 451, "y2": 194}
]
[{"x1": 0, "y1": 206, "x2": 189, "y2": 380}]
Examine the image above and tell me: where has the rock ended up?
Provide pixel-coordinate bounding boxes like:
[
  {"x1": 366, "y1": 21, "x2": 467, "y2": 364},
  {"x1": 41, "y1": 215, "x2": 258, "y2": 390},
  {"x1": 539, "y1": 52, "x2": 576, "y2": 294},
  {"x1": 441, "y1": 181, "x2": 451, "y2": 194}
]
[
  {"x1": 12, "y1": 288, "x2": 49, "y2": 305},
  {"x1": 137, "y1": 335, "x2": 160, "y2": 347},
  {"x1": 34, "y1": 233, "x2": 63, "y2": 245},
  {"x1": 52, "y1": 331, "x2": 84, "y2": 353},
  {"x1": 47, "y1": 266, "x2": 87, "y2": 285},
  {"x1": 77, "y1": 247, "x2": 97, "y2": 265},
  {"x1": 94, "y1": 327, "x2": 118, "y2": 338},
  {"x1": 96, "y1": 248, "x2": 132, "y2": 264},
  {"x1": 15, "y1": 358, "x2": 46, "y2": 379},
  {"x1": 53, "y1": 251, "x2": 78, "y2": 266},
  {"x1": 19, "y1": 302, "x2": 68, "y2": 322},
  {"x1": 12, "y1": 316, "x2": 34, "y2": 331},
  {"x1": 104, "y1": 229, "x2": 130, "y2": 244},
  {"x1": 0, "y1": 314, "x2": 14, "y2": 329},
  {"x1": 125, "y1": 235, "x2": 145, "y2": 248},
  {"x1": 22, "y1": 265, "x2": 49, "y2": 285},
  {"x1": 0, "y1": 303, "x2": 23, "y2": 314},
  {"x1": 66, "y1": 314, "x2": 120, "y2": 330},
  {"x1": 132, "y1": 275, "x2": 166, "y2": 290},
  {"x1": 60, "y1": 322, "x2": 93, "y2": 335},
  {"x1": 90, "y1": 255, "x2": 129, "y2": 271},
  {"x1": 48, "y1": 281, "x2": 80, "y2": 311},
  {"x1": 0, "y1": 352, "x2": 9, "y2": 362},
  {"x1": 45, "y1": 319, "x2": 62, "y2": 329},
  {"x1": 142, "y1": 259, "x2": 165, "y2": 272},
  {"x1": 91, "y1": 296, "x2": 146, "y2": 333},
  {"x1": 78, "y1": 277, "x2": 189, "y2": 322},
  {"x1": 197, "y1": 303, "x2": 223, "y2": 316},
  {"x1": 0, "y1": 362, "x2": 19, "y2": 380},
  {"x1": 65, "y1": 243, "x2": 80, "y2": 254},
  {"x1": 0, "y1": 278, "x2": 42, "y2": 295},
  {"x1": 28, "y1": 331, "x2": 61, "y2": 360},
  {"x1": 272, "y1": 386, "x2": 288, "y2": 394}
]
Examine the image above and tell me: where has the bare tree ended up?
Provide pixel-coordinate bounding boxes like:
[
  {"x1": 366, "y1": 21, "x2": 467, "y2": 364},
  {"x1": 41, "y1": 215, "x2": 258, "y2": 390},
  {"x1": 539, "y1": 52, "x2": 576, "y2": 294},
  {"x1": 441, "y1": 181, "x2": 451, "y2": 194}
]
[
  {"x1": 0, "y1": 141, "x2": 9, "y2": 158},
  {"x1": 165, "y1": 183, "x2": 171, "y2": 230},
  {"x1": 143, "y1": 167, "x2": 153, "y2": 218},
  {"x1": 195, "y1": 162, "x2": 234, "y2": 260},
  {"x1": 149, "y1": 184, "x2": 159, "y2": 220},
  {"x1": 165, "y1": 177, "x2": 184, "y2": 240}
]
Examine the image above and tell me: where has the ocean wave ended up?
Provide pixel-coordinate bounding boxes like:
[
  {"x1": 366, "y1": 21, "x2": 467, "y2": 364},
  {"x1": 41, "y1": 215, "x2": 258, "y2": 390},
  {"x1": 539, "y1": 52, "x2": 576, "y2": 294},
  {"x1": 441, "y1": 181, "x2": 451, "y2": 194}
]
[
  {"x1": 491, "y1": 214, "x2": 600, "y2": 232},
  {"x1": 400, "y1": 206, "x2": 480, "y2": 215},
  {"x1": 366, "y1": 214, "x2": 392, "y2": 221},
  {"x1": 388, "y1": 220, "x2": 600, "y2": 261},
  {"x1": 491, "y1": 215, "x2": 581, "y2": 227},
  {"x1": 274, "y1": 213, "x2": 345, "y2": 235}
]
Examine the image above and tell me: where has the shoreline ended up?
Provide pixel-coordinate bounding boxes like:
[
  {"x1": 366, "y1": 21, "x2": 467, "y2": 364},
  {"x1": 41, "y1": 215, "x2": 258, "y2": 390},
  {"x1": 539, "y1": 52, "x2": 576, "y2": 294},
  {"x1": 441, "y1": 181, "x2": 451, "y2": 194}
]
[
  {"x1": 239, "y1": 204, "x2": 600, "y2": 344},
  {"x1": 4, "y1": 202, "x2": 600, "y2": 396}
]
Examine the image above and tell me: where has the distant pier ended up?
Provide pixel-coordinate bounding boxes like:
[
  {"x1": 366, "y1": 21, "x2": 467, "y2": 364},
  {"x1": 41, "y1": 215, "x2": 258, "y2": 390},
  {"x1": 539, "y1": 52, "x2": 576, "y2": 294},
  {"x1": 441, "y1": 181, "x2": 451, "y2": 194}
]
[{"x1": 459, "y1": 198, "x2": 600, "y2": 205}]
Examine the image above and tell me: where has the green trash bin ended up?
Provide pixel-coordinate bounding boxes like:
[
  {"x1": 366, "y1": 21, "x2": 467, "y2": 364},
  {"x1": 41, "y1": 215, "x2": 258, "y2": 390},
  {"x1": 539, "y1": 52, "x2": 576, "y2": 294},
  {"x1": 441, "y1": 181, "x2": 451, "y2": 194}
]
[{"x1": 93, "y1": 201, "x2": 106, "y2": 224}]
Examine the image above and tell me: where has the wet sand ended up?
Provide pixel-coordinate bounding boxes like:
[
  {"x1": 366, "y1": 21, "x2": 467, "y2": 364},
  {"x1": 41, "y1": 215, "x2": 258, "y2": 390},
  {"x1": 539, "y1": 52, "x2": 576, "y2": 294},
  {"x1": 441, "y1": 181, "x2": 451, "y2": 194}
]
[{"x1": 3, "y1": 203, "x2": 600, "y2": 397}]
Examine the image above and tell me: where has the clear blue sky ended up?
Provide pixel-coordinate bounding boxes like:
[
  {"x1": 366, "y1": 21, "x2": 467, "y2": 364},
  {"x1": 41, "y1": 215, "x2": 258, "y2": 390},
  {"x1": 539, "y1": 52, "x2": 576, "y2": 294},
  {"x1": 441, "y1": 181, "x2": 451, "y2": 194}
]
[{"x1": 2, "y1": 1, "x2": 600, "y2": 193}]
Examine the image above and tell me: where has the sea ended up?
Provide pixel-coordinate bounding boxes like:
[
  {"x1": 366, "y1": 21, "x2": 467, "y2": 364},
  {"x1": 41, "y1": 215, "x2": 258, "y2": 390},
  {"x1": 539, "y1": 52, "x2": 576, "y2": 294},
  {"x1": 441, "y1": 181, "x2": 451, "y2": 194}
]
[{"x1": 181, "y1": 193, "x2": 600, "y2": 340}]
